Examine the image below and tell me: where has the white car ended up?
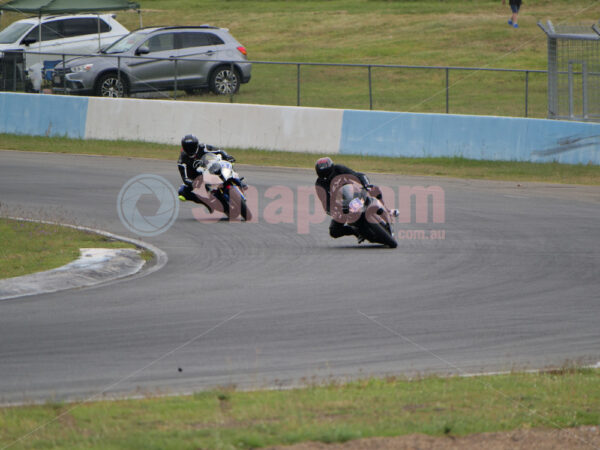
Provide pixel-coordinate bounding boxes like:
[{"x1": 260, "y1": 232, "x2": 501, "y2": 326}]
[{"x1": 0, "y1": 14, "x2": 129, "y2": 90}]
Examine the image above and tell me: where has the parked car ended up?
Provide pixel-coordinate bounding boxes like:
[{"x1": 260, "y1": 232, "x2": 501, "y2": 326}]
[
  {"x1": 52, "y1": 25, "x2": 252, "y2": 97},
  {"x1": 0, "y1": 14, "x2": 129, "y2": 90}
]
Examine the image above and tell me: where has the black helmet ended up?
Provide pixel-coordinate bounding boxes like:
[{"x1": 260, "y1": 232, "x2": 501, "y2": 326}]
[
  {"x1": 315, "y1": 157, "x2": 334, "y2": 178},
  {"x1": 181, "y1": 134, "x2": 199, "y2": 157}
]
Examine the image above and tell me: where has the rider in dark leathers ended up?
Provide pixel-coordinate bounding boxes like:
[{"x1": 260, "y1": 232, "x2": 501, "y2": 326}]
[
  {"x1": 315, "y1": 157, "x2": 398, "y2": 240},
  {"x1": 177, "y1": 134, "x2": 235, "y2": 212},
  {"x1": 315, "y1": 157, "x2": 371, "y2": 239}
]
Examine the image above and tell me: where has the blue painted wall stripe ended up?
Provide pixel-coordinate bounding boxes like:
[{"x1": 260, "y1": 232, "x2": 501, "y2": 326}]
[
  {"x1": 339, "y1": 110, "x2": 600, "y2": 165},
  {"x1": 0, "y1": 92, "x2": 88, "y2": 138}
]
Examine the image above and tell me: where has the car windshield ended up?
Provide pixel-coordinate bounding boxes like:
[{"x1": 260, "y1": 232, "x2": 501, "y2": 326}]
[
  {"x1": 0, "y1": 22, "x2": 33, "y2": 44},
  {"x1": 104, "y1": 29, "x2": 152, "y2": 54}
]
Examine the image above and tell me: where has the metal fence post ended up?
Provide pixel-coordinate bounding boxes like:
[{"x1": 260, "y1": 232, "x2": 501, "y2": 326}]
[
  {"x1": 230, "y1": 61, "x2": 234, "y2": 103},
  {"x1": 173, "y1": 58, "x2": 178, "y2": 100},
  {"x1": 582, "y1": 61, "x2": 588, "y2": 120},
  {"x1": 525, "y1": 70, "x2": 529, "y2": 117},
  {"x1": 297, "y1": 63, "x2": 301, "y2": 106},
  {"x1": 12, "y1": 55, "x2": 16, "y2": 91},
  {"x1": 445, "y1": 68, "x2": 449, "y2": 114},
  {"x1": 368, "y1": 65, "x2": 373, "y2": 110},
  {"x1": 568, "y1": 62, "x2": 574, "y2": 119},
  {"x1": 62, "y1": 54, "x2": 66, "y2": 94},
  {"x1": 117, "y1": 56, "x2": 121, "y2": 94}
]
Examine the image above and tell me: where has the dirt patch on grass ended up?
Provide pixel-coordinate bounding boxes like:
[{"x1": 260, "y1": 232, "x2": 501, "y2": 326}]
[{"x1": 267, "y1": 426, "x2": 600, "y2": 449}]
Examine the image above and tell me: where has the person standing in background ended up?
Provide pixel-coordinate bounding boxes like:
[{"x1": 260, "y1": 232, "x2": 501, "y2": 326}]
[{"x1": 503, "y1": 0, "x2": 522, "y2": 28}]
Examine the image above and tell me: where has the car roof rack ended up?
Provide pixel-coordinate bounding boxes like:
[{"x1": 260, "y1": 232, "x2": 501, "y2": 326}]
[
  {"x1": 136, "y1": 25, "x2": 220, "y2": 31},
  {"x1": 24, "y1": 13, "x2": 112, "y2": 21}
]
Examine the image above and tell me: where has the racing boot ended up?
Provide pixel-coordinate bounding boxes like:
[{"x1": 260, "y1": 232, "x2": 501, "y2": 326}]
[
  {"x1": 179, "y1": 195, "x2": 213, "y2": 214},
  {"x1": 178, "y1": 185, "x2": 214, "y2": 213},
  {"x1": 351, "y1": 226, "x2": 365, "y2": 243}
]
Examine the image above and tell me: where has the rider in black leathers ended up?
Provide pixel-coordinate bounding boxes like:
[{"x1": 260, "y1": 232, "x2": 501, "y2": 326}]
[
  {"x1": 315, "y1": 156, "x2": 398, "y2": 240},
  {"x1": 177, "y1": 134, "x2": 235, "y2": 212},
  {"x1": 315, "y1": 157, "x2": 372, "y2": 239}
]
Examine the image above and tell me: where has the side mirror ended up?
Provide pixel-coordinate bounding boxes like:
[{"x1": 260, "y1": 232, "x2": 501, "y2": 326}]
[
  {"x1": 136, "y1": 45, "x2": 150, "y2": 56},
  {"x1": 21, "y1": 38, "x2": 37, "y2": 46}
]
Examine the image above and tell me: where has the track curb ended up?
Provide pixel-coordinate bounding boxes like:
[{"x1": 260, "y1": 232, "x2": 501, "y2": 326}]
[{"x1": 0, "y1": 217, "x2": 168, "y2": 300}]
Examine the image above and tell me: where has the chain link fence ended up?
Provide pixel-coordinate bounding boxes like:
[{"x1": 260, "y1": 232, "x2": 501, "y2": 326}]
[{"x1": 539, "y1": 21, "x2": 600, "y2": 122}]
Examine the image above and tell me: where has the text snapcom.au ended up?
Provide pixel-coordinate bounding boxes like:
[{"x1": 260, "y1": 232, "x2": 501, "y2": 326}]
[{"x1": 191, "y1": 179, "x2": 446, "y2": 238}]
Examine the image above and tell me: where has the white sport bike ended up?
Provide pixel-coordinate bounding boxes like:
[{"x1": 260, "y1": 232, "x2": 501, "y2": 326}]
[{"x1": 193, "y1": 152, "x2": 252, "y2": 221}]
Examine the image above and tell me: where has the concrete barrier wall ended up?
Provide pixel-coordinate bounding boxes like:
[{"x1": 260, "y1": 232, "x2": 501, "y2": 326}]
[
  {"x1": 340, "y1": 110, "x2": 600, "y2": 165},
  {"x1": 85, "y1": 97, "x2": 344, "y2": 154},
  {"x1": 2, "y1": 92, "x2": 599, "y2": 164}
]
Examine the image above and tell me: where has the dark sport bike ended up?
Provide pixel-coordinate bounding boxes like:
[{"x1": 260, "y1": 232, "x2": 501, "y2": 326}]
[{"x1": 333, "y1": 180, "x2": 397, "y2": 248}]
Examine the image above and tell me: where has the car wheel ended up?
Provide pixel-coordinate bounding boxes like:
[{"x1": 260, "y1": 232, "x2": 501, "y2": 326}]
[
  {"x1": 209, "y1": 66, "x2": 240, "y2": 95},
  {"x1": 95, "y1": 73, "x2": 128, "y2": 98}
]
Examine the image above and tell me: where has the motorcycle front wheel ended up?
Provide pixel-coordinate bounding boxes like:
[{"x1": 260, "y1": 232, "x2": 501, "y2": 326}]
[
  {"x1": 227, "y1": 186, "x2": 253, "y2": 221},
  {"x1": 362, "y1": 220, "x2": 397, "y2": 248}
]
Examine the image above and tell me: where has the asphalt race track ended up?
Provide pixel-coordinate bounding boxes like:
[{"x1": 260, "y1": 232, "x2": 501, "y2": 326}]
[{"x1": 1, "y1": 150, "x2": 599, "y2": 404}]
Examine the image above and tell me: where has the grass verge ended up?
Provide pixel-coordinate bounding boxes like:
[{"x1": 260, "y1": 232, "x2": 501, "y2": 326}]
[
  {"x1": 0, "y1": 218, "x2": 138, "y2": 280},
  {"x1": 1, "y1": 369, "x2": 599, "y2": 449},
  {"x1": 2, "y1": 134, "x2": 599, "y2": 185}
]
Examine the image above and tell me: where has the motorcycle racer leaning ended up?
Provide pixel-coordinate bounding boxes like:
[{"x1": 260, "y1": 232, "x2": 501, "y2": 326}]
[
  {"x1": 314, "y1": 157, "x2": 399, "y2": 241},
  {"x1": 177, "y1": 134, "x2": 235, "y2": 213}
]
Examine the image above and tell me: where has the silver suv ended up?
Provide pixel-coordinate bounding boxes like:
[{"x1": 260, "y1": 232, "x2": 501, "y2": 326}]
[{"x1": 52, "y1": 25, "x2": 251, "y2": 97}]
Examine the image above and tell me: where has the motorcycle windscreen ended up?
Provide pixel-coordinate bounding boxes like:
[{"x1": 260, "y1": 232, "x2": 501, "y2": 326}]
[
  {"x1": 340, "y1": 183, "x2": 364, "y2": 211},
  {"x1": 201, "y1": 152, "x2": 221, "y2": 167}
]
